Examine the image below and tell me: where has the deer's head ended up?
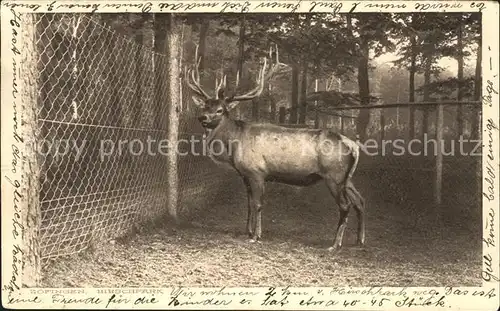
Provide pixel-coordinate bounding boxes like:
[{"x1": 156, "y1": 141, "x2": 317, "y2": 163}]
[{"x1": 186, "y1": 46, "x2": 281, "y2": 129}]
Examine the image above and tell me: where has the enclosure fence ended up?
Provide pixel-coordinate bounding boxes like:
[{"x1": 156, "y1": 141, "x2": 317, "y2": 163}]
[
  {"x1": 33, "y1": 13, "x2": 167, "y2": 260},
  {"x1": 12, "y1": 14, "x2": 482, "y2": 284},
  {"x1": 15, "y1": 13, "x2": 232, "y2": 266},
  {"x1": 313, "y1": 100, "x2": 482, "y2": 206}
]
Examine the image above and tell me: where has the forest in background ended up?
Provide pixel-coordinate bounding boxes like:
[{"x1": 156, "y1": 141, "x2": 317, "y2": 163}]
[{"x1": 75, "y1": 12, "x2": 482, "y2": 141}]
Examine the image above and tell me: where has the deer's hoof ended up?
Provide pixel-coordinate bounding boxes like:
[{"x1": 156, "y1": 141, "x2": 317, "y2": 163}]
[
  {"x1": 248, "y1": 238, "x2": 262, "y2": 244},
  {"x1": 327, "y1": 245, "x2": 342, "y2": 253}
]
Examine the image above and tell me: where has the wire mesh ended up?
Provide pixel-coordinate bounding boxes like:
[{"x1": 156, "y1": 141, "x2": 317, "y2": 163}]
[
  {"x1": 32, "y1": 13, "x2": 169, "y2": 260},
  {"x1": 25, "y1": 13, "x2": 234, "y2": 262}
]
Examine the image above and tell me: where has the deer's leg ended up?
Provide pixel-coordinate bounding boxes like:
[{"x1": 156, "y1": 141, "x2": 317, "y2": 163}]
[
  {"x1": 243, "y1": 177, "x2": 254, "y2": 237},
  {"x1": 325, "y1": 179, "x2": 350, "y2": 251},
  {"x1": 346, "y1": 182, "x2": 365, "y2": 246},
  {"x1": 248, "y1": 176, "x2": 265, "y2": 242}
]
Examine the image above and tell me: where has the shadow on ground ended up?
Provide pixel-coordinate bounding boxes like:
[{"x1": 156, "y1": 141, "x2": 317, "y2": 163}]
[{"x1": 42, "y1": 162, "x2": 482, "y2": 287}]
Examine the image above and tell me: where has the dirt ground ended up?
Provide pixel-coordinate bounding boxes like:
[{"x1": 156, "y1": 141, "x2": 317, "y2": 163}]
[{"x1": 42, "y1": 163, "x2": 482, "y2": 287}]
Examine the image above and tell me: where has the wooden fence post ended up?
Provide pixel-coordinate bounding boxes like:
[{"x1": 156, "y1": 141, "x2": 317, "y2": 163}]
[
  {"x1": 314, "y1": 78, "x2": 319, "y2": 129},
  {"x1": 434, "y1": 102, "x2": 444, "y2": 206},
  {"x1": 2, "y1": 13, "x2": 43, "y2": 287},
  {"x1": 396, "y1": 106, "x2": 400, "y2": 129},
  {"x1": 24, "y1": 13, "x2": 42, "y2": 287},
  {"x1": 166, "y1": 14, "x2": 181, "y2": 222},
  {"x1": 380, "y1": 108, "x2": 385, "y2": 145},
  {"x1": 408, "y1": 106, "x2": 414, "y2": 140}
]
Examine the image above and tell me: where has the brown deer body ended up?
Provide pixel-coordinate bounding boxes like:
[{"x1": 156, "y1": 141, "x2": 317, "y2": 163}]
[{"x1": 186, "y1": 48, "x2": 365, "y2": 251}]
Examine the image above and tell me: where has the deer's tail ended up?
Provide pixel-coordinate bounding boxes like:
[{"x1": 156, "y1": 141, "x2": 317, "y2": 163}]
[
  {"x1": 348, "y1": 143, "x2": 360, "y2": 182},
  {"x1": 340, "y1": 135, "x2": 360, "y2": 183}
]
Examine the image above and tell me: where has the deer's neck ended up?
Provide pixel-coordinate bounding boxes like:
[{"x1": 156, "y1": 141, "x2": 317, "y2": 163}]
[{"x1": 206, "y1": 116, "x2": 244, "y2": 144}]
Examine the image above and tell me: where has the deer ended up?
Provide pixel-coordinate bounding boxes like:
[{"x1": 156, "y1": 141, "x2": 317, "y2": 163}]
[{"x1": 185, "y1": 46, "x2": 365, "y2": 252}]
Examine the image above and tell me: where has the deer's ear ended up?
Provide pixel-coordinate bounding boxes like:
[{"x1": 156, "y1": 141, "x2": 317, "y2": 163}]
[
  {"x1": 226, "y1": 100, "x2": 240, "y2": 110},
  {"x1": 191, "y1": 95, "x2": 205, "y2": 107}
]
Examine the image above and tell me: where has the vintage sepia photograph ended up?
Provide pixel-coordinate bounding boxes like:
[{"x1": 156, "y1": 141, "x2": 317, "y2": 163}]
[{"x1": 1, "y1": 1, "x2": 498, "y2": 309}]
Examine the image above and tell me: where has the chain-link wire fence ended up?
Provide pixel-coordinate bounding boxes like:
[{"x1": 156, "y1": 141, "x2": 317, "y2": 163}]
[
  {"x1": 25, "y1": 13, "x2": 235, "y2": 263},
  {"x1": 35, "y1": 13, "x2": 169, "y2": 260}
]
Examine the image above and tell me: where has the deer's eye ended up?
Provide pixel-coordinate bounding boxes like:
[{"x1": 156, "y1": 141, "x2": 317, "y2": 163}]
[{"x1": 216, "y1": 108, "x2": 224, "y2": 114}]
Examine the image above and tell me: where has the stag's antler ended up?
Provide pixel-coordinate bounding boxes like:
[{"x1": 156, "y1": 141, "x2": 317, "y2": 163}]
[
  {"x1": 214, "y1": 72, "x2": 227, "y2": 99},
  {"x1": 185, "y1": 45, "x2": 211, "y2": 100},
  {"x1": 186, "y1": 45, "x2": 282, "y2": 103},
  {"x1": 231, "y1": 45, "x2": 282, "y2": 102}
]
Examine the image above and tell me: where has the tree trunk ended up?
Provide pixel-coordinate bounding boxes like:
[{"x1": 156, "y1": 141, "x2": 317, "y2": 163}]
[
  {"x1": 279, "y1": 106, "x2": 286, "y2": 123},
  {"x1": 109, "y1": 35, "x2": 123, "y2": 127},
  {"x1": 235, "y1": 16, "x2": 246, "y2": 118},
  {"x1": 198, "y1": 18, "x2": 209, "y2": 73},
  {"x1": 298, "y1": 59, "x2": 308, "y2": 124},
  {"x1": 314, "y1": 78, "x2": 319, "y2": 128},
  {"x1": 19, "y1": 13, "x2": 42, "y2": 286},
  {"x1": 349, "y1": 15, "x2": 371, "y2": 141},
  {"x1": 472, "y1": 32, "x2": 482, "y2": 139},
  {"x1": 269, "y1": 84, "x2": 276, "y2": 123},
  {"x1": 356, "y1": 37, "x2": 370, "y2": 141},
  {"x1": 456, "y1": 14, "x2": 464, "y2": 139},
  {"x1": 422, "y1": 47, "x2": 432, "y2": 142},
  {"x1": 289, "y1": 14, "x2": 301, "y2": 124},
  {"x1": 472, "y1": 23, "x2": 482, "y2": 205},
  {"x1": 179, "y1": 23, "x2": 185, "y2": 111},
  {"x1": 154, "y1": 14, "x2": 169, "y2": 129},
  {"x1": 473, "y1": 37, "x2": 482, "y2": 100},
  {"x1": 251, "y1": 98, "x2": 259, "y2": 121},
  {"x1": 237, "y1": 16, "x2": 246, "y2": 77},
  {"x1": 166, "y1": 13, "x2": 182, "y2": 222},
  {"x1": 133, "y1": 17, "x2": 145, "y2": 127},
  {"x1": 290, "y1": 63, "x2": 299, "y2": 124},
  {"x1": 337, "y1": 77, "x2": 343, "y2": 132},
  {"x1": 408, "y1": 16, "x2": 417, "y2": 140},
  {"x1": 298, "y1": 14, "x2": 310, "y2": 125}
]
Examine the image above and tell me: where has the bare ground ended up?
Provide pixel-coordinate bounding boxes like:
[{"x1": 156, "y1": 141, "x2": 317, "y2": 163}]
[{"x1": 42, "y1": 164, "x2": 482, "y2": 287}]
